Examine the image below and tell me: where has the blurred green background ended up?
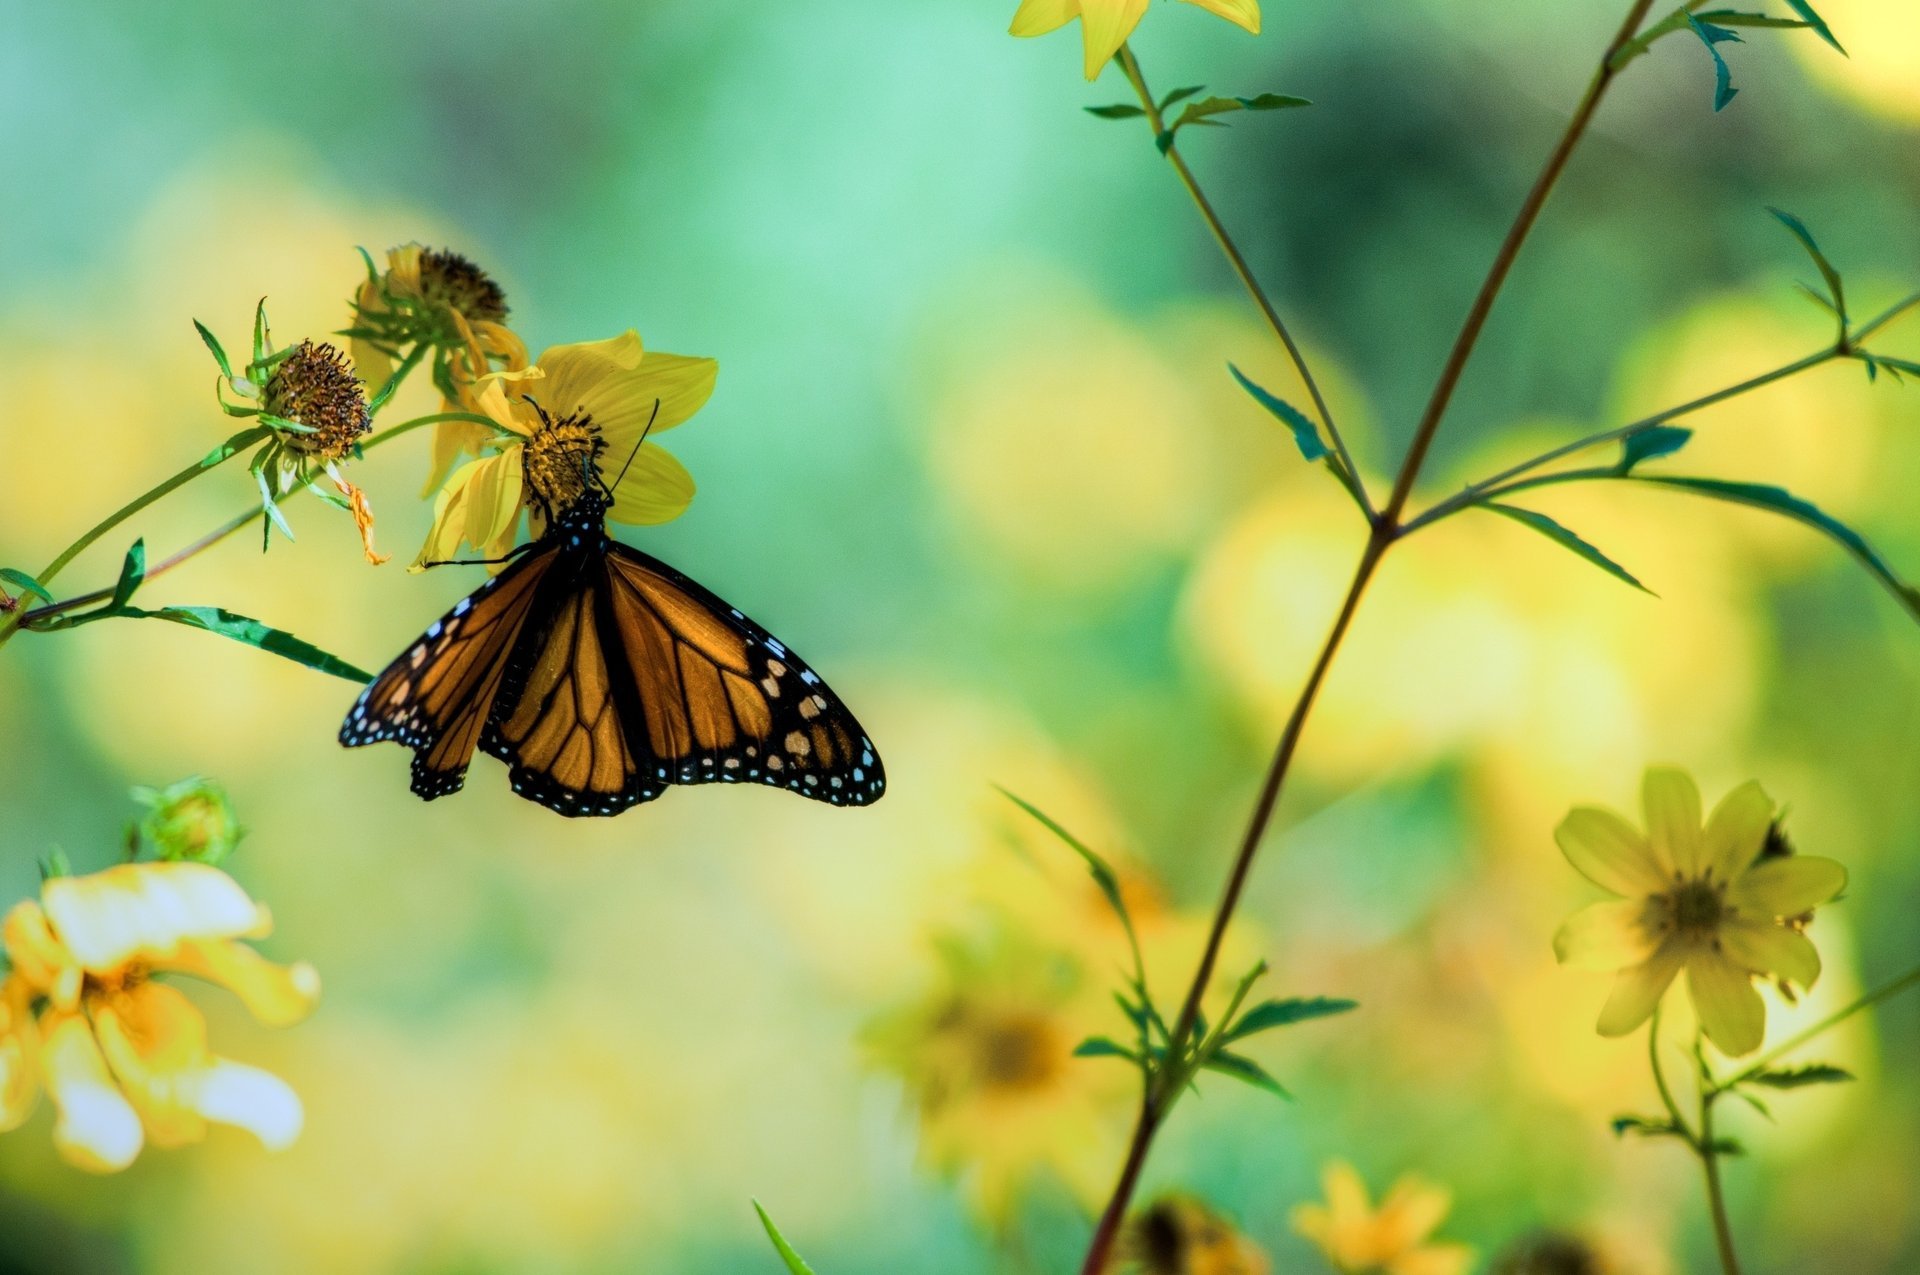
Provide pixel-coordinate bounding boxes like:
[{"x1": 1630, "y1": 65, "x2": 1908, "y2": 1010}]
[{"x1": 3, "y1": 0, "x2": 1919, "y2": 1270}]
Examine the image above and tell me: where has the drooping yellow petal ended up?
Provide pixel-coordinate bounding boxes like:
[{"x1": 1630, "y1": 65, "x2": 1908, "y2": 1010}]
[
  {"x1": 41, "y1": 863, "x2": 269, "y2": 973},
  {"x1": 1181, "y1": 0, "x2": 1260, "y2": 33},
  {"x1": 1373, "y1": 1176, "x2": 1451, "y2": 1251},
  {"x1": 607, "y1": 442, "x2": 696, "y2": 526},
  {"x1": 161, "y1": 939, "x2": 321, "y2": 1028},
  {"x1": 1701, "y1": 780, "x2": 1772, "y2": 883},
  {"x1": 0, "y1": 978, "x2": 39, "y2": 1132},
  {"x1": 1554, "y1": 900, "x2": 1657, "y2": 971},
  {"x1": 421, "y1": 417, "x2": 499, "y2": 501},
  {"x1": 1687, "y1": 952, "x2": 1766, "y2": 1056},
  {"x1": 1389, "y1": 1242, "x2": 1475, "y2": 1275},
  {"x1": 1731, "y1": 856, "x2": 1847, "y2": 917},
  {"x1": 1595, "y1": 942, "x2": 1684, "y2": 1037},
  {"x1": 1554, "y1": 807, "x2": 1666, "y2": 898},
  {"x1": 385, "y1": 243, "x2": 425, "y2": 298},
  {"x1": 1720, "y1": 919, "x2": 1821, "y2": 989},
  {"x1": 180, "y1": 1058, "x2": 303, "y2": 1151},
  {"x1": 348, "y1": 278, "x2": 395, "y2": 390},
  {"x1": 463, "y1": 447, "x2": 526, "y2": 554},
  {"x1": 1010, "y1": 0, "x2": 1078, "y2": 37},
  {"x1": 91, "y1": 982, "x2": 212, "y2": 1148},
  {"x1": 39, "y1": 1011, "x2": 142, "y2": 1173},
  {"x1": 1075, "y1": 0, "x2": 1149, "y2": 79},
  {"x1": 1640, "y1": 767, "x2": 1703, "y2": 876},
  {"x1": 2, "y1": 901, "x2": 83, "y2": 1010}
]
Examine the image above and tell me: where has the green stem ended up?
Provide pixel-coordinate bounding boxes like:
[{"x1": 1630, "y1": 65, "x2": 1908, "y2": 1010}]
[
  {"x1": 1398, "y1": 345, "x2": 1842, "y2": 536},
  {"x1": 1648, "y1": 1003, "x2": 1697, "y2": 1146},
  {"x1": 1713, "y1": 961, "x2": 1920, "y2": 1094},
  {"x1": 1697, "y1": 1039, "x2": 1743, "y2": 1275},
  {"x1": 370, "y1": 343, "x2": 429, "y2": 419},
  {"x1": 1852, "y1": 291, "x2": 1920, "y2": 345},
  {"x1": 1115, "y1": 43, "x2": 1371, "y2": 521},
  {"x1": 1077, "y1": 10, "x2": 1658, "y2": 1271}
]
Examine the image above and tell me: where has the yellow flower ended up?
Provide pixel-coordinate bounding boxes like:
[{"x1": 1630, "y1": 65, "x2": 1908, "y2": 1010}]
[
  {"x1": 413, "y1": 330, "x2": 716, "y2": 570},
  {"x1": 864, "y1": 927, "x2": 1127, "y2": 1225},
  {"x1": 0, "y1": 862, "x2": 319, "y2": 1172},
  {"x1": 1291, "y1": 1161, "x2": 1474, "y2": 1275},
  {"x1": 1010, "y1": 0, "x2": 1261, "y2": 80},
  {"x1": 1552, "y1": 768, "x2": 1847, "y2": 1056},
  {"x1": 1121, "y1": 1194, "x2": 1271, "y2": 1275},
  {"x1": 349, "y1": 243, "x2": 531, "y2": 495}
]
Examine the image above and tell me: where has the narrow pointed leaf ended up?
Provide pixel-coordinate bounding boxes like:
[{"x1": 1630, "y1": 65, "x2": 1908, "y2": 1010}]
[
  {"x1": 1224, "y1": 996, "x2": 1359, "y2": 1042},
  {"x1": 1158, "y1": 85, "x2": 1206, "y2": 111},
  {"x1": 1697, "y1": 10, "x2": 1808, "y2": 30},
  {"x1": 1483, "y1": 504, "x2": 1652, "y2": 594},
  {"x1": 1085, "y1": 103, "x2": 1147, "y2": 119},
  {"x1": 1783, "y1": 0, "x2": 1845, "y2": 53},
  {"x1": 193, "y1": 320, "x2": 234, "y2": 378},
  {"x1": 1619, "y1": 425, "x2": 1692, "y2": 472},
  {"x1": 1201, "y1": 1050, "x2": 1293, "y2": 1101},
  {"x1": 0, "y1": 569, "x2": 54, "y2": 605},
  {"x1": 1632, "y1": 475, "x2": 1920, "y2": 622},
  {"x1": 1749, "y1": 1063, "x2": 1854, "y2": 1088},
  {"x1": 123, "y1": 606, "x2": 373, "y2": 683},
  {"x1": 110, "y1": 540, "x2": 147, "y2": 609},
  {"x1": 1229, "y1": 363, "x2": 1329, "y2": 461},
  {"x1": 1769, "y1": 207, "x2": 1845, "y2": 323},
  {"x1": 1689, "y1": 15, "x2": 1743, "y2": 111},
  {"x1": 996, "y1": 787, "x2": 1130, "y2": 930},
  {"x1": 1074, "y1": 1036, "x2": 1141, "y2": 1062},
  {"x1": 752, "y1": 1202, "x2": 818, "y2": 1275}
]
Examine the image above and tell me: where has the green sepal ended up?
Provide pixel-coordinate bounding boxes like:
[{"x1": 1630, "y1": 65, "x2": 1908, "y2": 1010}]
[
  {"x1": 193, "y1": 320, "x2": 234, "y2": 378},
  {"x1": 752, "y1": 1201, "x2": 818, "y2": 1275}
]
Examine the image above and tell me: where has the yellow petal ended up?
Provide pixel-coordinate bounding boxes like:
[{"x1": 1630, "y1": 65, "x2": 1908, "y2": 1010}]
[
  {"x1": 1641, "y1": 767, "x2": 1703, "y2": 876},
  {"x1": 1554, "y1": 807, "x2": 1665, "y2": 897},
  {"x1": 464, "y1": 447, "x2": 526, "y2": 553},
  {"x1": 1720, "y1": 919, "x2": 1821, "y2": 989},
  {"x1": 471, "y1": 319, "x2": 529, "y2": 371},
  {"x1": 1687, "y1": 952, "x2": 1766, "y2": 1056},
  {"x1": 537, "y1": 333, "x2": 716, "y2": 446},
  {"x1": 1374, "y1": 1175, "x2": 1451, "y2": 1250},
  {"x1": 1389, "y1": 1243, "x2": 1476, "y2": 1275},
  {"x1": 1009, "y1": 0, "x2": 1078, "y2": 36},
  {"x1": 421, "y1": 417, "x2": 498, "y2": 500},
  {"x1": 2, "y1": 901, "x2": 83, "y2": 1010},
  {"x1": 1595, "y1": 942, "x2": 1684, "y2": 1037},
  {"x1": 1181, "y1": 0, "x2": 1260, "y2": 33},
  {"x1": 1076, "y1": 0, "x2": 1148, "y2": 79},
  {"x1": 181, "y1": 1058, "x2": 303, "y2": 1151},
  {"x1": 0, "y1": 978, "x2": 39, "y2": 1132},
  {"x1": 41, "y1": 863, "x2": 268, "y2": 973},
  {"x1": 91, "y1": 982, "x2": 211, "y2": 1148},
  {"x1": 1731, "y1": 856, "x2": 1847, "y2": 917},
  {"x1": 607, "y1": 442, "x2": 696, "y2": 526},
  {"x1": 162, "y1": 939, "x2": 321, "y2": 1028},
  {"x1": 1554, "y1": 900, "x2": 1657, "y2": 971},
  {"x1": 39, "y1": 1011, "x2": 142, "y2": 1172},
  {"x1": 1702, "y1": 780, "x2": 1772, "y2": 883}
]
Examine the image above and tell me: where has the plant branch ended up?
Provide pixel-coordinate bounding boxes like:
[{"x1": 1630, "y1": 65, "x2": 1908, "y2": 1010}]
[
  {"x1": 1077, "y1": 7, "x2": 1656, "y2": 1269},
  {"x1": 1713, "y1": 961, "x2": 1920, "y2": 1094},
  {"x1": 1116, "y1": 43, "x2": 1371, "y2": 520},
  {"x1": 1697, "y1": 1040, "x2": 1743, "y2": 1275}
]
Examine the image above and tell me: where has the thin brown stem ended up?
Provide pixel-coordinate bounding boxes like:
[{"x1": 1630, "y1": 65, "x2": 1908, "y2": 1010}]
[
  {"x1": 19, "y1": 510, "x2": 257, "y2": 624},
  {"x1": 1117, "y1": 44, "x2": 1371, "y2": 520},
  {"x1": 1697, "y1": 1044, "x2": 1743, "y2": 1275},
  {"x1": 1077, "y1": 7, "x2": 1656, "y2": 1269}
]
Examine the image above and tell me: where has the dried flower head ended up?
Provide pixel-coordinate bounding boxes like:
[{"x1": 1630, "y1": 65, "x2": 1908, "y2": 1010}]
[
  {"x1": 1121, "y1": 1195, "x2": 1270, "y2": 1275},
  {"x1": 264, "y1": 340, "x2": 371, "y2": 460}
]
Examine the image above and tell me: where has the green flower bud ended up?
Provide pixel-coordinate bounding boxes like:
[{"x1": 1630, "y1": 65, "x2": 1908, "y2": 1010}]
[{"x1": 130, "y1": 777, "x2": 243, "y2": 866}]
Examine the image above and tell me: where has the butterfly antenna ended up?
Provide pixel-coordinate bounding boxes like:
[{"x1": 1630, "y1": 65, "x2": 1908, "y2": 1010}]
[{"x1": 608, "y1": 398, "x2": 662, "y2": 493}]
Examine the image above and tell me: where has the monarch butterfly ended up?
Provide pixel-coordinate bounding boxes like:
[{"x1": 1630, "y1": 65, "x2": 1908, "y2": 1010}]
[{"x1": 339, "y1": 482, "x2": 886, "y2": 817}]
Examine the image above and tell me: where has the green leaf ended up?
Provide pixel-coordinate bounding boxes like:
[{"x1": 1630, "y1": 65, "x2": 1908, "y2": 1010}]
[
  {"x1": 251, "y1": 297, "x2": 271, "y2": 368},
  {"x1": 1074, "y1": 1036, "x2": 1142, "y2": 1062},
  {"x1": 1631, "y1": 476, "x2": 1920, "y2": 622},
  {"x1": 1688, "y1": 14, "x2": 1743, "y2": 112},
  {"x1": 1229, "y1": 364, "x2": 1329, "y2": 462},
  {"x1": 1729, "y1": 1086, "x2": 1775, "y2": 1120},
  {"x1": 1158, "y1": 85, "x2": 1205, "y2": 111},
  {"x1": 0, "y1": 569, "x2": 54, "y2": 605},
  {"x1": 1619, "y1": 425, "x2": 1692, "y2": 471},
  {"x1": 122, "y1": 606, "x2": 373, "y2": 683},
  {"x1": 193, "y1": 320, "x2": 234, "y2": 378},
  {"x1": 1085, "y1": 103, "x2": 1147, "y2": 119},
  {"x1": 1697, "y1": 9, "x2": 1809, "y2": 30},
  {"x1": 1201, "y1": 1050, "x2": 1293, "y2": 1101},
  {"x1": 1224, "y1": 996, "x2": 1359, "y2": 1042},
  {"x1": 1783, "y1": 0, "x2": 1845, "y2": 53},
  {"x1": 752, "y1": 1201, "x2": 818, "y2": 1275},
  {"x1": 1611, "y1": 1114, "x2": 1685, "y2": 1140},
  {"x1": 996, "y1": 787, "x2": 1131, "y2": 933},
  {"x1": 254, "y1": 466, "x2": 296, "y2": 545},
  {"x1": 1769, "y1": 207, "x2": 1846, "y2": 326},
  {"x1": 1158, "y1": 93, "x2": 1310, "y2": 151},
  {"x1": 110, "y1": 540, "x2": 147, "y2": 610},
  {"x1": 1482, "y1": 503, "x2": 1652, "y2": 595},
  {"x1": 1748, "y1": 1063, "x2": 1854, "y2": 1088}
]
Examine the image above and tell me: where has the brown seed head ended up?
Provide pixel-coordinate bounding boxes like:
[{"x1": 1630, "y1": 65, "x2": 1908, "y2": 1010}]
[
  {"x1": 522, "y1": 407, "x2": 605, "y2": 517},
  {"x1": 265, "y1": 340, "x2": 370, "y2": 459},
  {"x1": 418, "y1": 248, "x2": 509, "y2": 325}
]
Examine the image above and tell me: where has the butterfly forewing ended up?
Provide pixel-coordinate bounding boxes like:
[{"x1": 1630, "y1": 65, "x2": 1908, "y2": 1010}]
[{"x1": 602, "y1": 544, "x2": 886, "y2": 806}]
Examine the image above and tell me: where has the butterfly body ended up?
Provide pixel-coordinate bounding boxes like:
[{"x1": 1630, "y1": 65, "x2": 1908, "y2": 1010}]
[{"x1": 341, "y1": 490, "x2": 885, "y2": 817}]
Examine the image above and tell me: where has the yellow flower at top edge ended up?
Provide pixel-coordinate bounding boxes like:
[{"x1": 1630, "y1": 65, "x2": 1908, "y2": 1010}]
[
  {"x1": 348, "y1": 243, "x2": 531, "y2": 495},
  {"x1": 1552, "y1": 768, "x2": 1847, "y2": 1057},
  {"x1": 1291, "y1": 1161, "x2": 1473, "y2": 1275},
  {"x1": 412, "y1": 330, "x2": 717, "y2": 571},
  {"x1": 1010, "y1": 0, "x2": 1261, "y2": 80},
  {"x1": 0, "y1": 861, "x2": 319, "y2": 1173}
]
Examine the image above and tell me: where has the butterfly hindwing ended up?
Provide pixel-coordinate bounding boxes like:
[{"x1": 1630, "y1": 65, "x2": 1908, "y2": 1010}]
[
  {"x1": 602, "y1": 543, "x2": 886, "y2": 806},
  {"x1": 340, "y1": 549, "x2": 556, "y2": 799}
]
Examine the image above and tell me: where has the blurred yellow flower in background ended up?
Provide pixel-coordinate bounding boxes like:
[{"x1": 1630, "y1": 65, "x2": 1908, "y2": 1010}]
[
  {"x1": 413, "y1": 331, "x2": 714, "y2": 569},
  {"x1": 0, "y1": 862, "x2": 319, "y2": 1172},
  {"x1": 1291, "y1": 1160, "x2": 1473, "y2": 1275},
  {"x1": 1552, "y1": 768, "x2": 1846, "y2": 1056},
  {"x1": 1010, "y1": 0, "x2": 1260, "y2": 80},
  {"x1": 1120, "y1": 1194, "x2": 1271, "y2": 1275},
  {"x1": 864, "y1": 926, "x2": 1128, "y2": 1225},
  {"x1": 349, "y1": 242, "x2": 531, "y2": 494}
]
